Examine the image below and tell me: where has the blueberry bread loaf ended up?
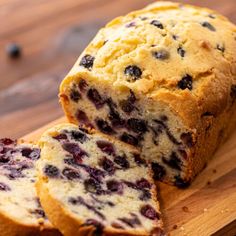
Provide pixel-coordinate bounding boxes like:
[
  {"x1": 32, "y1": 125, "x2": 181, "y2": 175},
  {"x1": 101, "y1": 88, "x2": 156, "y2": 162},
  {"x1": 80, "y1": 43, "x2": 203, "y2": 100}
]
[
  {"x1": 0, "y1": 138, "x2": 59, "y2": 236},
  {"x1": 60, "y1": 1, "x2": 236, "y2": 187},
  {"x1": 36, "y1": 123, "x2": 164, "y2": 236}
]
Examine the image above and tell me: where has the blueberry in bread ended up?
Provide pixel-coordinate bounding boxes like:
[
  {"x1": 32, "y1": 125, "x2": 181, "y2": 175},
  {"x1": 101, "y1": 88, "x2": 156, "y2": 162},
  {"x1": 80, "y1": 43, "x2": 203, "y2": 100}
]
[
  {"x1": 0, "y1": 138, "x2": 60, "y2": 236},
  {"x1": 59, "y1": 1, "x2": 236, "y2": 187},
  {"x1": 36, "y1": 123, "x2": 164, "y2": 236}
]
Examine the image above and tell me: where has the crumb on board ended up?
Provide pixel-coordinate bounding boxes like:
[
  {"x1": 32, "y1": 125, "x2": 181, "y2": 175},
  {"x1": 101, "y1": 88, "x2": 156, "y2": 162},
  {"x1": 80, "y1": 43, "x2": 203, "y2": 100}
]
[
  {"x1": 204, "y1": 208, "x2": 208, "y2": 212},
  {"x1": 172, "y1": 225, "x2": 178, "y2": 230},
  {"x1": 182, "y1": 206, "x2": 190, "y2": 213}
]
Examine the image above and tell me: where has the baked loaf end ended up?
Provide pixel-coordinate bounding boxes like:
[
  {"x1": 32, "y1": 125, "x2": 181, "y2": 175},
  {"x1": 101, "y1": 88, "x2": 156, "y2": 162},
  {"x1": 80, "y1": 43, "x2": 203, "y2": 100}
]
[
  {"x1": 0, "y1": 138, "x2": 59, "y2": 236},
  {"x1": 36, "y1": 123, "x2": 164, "y2": 236},
  {"x1": 59, "y1": 1, "x2": 236, "y2": 187}
]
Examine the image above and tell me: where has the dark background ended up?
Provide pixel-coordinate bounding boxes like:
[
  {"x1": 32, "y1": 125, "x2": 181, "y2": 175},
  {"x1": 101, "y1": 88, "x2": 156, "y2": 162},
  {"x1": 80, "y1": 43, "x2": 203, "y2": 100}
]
[{"x1": 0, "y1": 0, "x2": 235, "y2": 138}]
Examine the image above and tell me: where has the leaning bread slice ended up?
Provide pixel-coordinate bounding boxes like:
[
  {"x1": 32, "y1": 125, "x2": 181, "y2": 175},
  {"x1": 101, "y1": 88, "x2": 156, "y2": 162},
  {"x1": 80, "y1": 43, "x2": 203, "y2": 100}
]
[
  {"x1": 36, "y1": 123, "x2": 164, "y2": 236},
  {"x1": 0, "y1": 138, "x2": 60, "y2": 236}
]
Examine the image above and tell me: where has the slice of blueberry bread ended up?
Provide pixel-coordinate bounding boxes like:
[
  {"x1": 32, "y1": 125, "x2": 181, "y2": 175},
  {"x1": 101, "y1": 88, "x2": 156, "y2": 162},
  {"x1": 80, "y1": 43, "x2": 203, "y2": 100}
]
[
  {"x1": 36, "y1": 123, "x2": 164, "y2": 236},
  {"x1": 59, "y1": 1, "x2": 236, "y2": 187},
  {"x1": 0, "y1": 138, "x2": 60, "y2": 236}
]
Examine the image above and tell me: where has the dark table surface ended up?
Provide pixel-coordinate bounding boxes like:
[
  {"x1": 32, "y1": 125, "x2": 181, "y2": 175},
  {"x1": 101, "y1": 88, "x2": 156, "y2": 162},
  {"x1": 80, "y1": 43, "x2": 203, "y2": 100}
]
[{"x1": 0, "y1": 0, "x2": 235, "y2": 138}]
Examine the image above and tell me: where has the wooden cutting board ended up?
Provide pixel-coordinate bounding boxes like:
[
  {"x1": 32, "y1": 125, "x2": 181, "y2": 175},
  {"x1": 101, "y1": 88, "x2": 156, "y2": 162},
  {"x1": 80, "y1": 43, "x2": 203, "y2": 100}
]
[{"x1": 22, "y1": 116, "x2": 236, "y2": 236}]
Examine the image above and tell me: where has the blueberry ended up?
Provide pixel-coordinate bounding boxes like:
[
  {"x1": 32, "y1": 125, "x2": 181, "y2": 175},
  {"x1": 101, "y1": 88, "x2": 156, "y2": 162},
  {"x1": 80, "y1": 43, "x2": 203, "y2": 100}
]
[
  {"x1": 124, "y1": 179, "x2": 151, "y2": 201},
  {"x1": 87, "y1": 88, "x2": 105, "y2": 109},
  {"x1": 79, "y1": 79, "x2": 88, "y2": 92},
  {"x1": 118, "y1": 214, "x2": 141, "y2": 227},
  {"x1": 139, "y1": 190, "x2": 151, "y2": 201},
  {"x1": 21, "y1": 148, "x2": 40, "y2": 160},
  {"x1": 114, "y1": 155, "x2": 130, "y2": 169},
  {"x1": 99, "y1": 157, "x2": 115, "y2": 174},
  {"x1": 31, "y1": 209, "x2": 46, "y2": 218},
  {"x1": 0, "y1": 182, "x2": 11, "y2": 191},
  {"x1": 106, "y1": 98, "x2": 125, "y2": 128},
  {"x1": 70, "y1": 130, "x2": 88, "y2": 143},
  {"x1": 79, "y1": 54, "x2": 95, "y2": 69},
  {"x1": 96, "y1": 119, "x2": 115, "y2": 135},
  {"x1": 96, "y1": 140, "x2": 115, "y2": 155},
  {"x1": 62, "y1": 167, "x2": 80, "y2": 180},
  {"x1": 120, "y1": 133, "x2": 139, "y2": 146},
  {"x1": 151, "y1": 163, "x2": 166, "y2": 181},
  {"x1": 64, "y1": 157, "x2": 76, "y2": 166},
  {"x1": 162, "y1": 152, "x2": 182, "y2": 171},
  {"x1": 70, "y1": 87, "x2": 81, "y2": 102},
  {"x1": 133, "y1": 154, "x2": 146, "y2": 166},
  {"x1": 172, "y1": 35, "x2": 178, "y2": 40},
  {"x1": 76, "y1": 110, "x2": 94, "y2": 128},
  {"x1": 0, "y1": 155, "x2": 10, "y2": 163},
  {"x1": 119, "y1": 100, "x2": 133, "y2": 114},
  {"x1": 7, "y1": 169, "x2": 24, "y2": 180},
  {"x1": 136, "y1": 178, "x2": 151, "y2": 189},
  {"x1": 0, "y1": 138, "x2": 14, "y2": 146},
  {"x1": 62, "y1": 142, "x2": 88, "y2": 162},
  {"x1": 150, "y1": 20, "x2": 164, "y2": 29},
  {"x1": 43, "y1": 164, "x2": 60, "y2": 178},
  {"x1": 84, "y1": 178, "x2": 102, "y2": 194},
  {"x1": 127, "y1": 118, "x2": 147, "y2": 133},
  {"x1": 216, "y1": 44, "x2": 225, "y2": 53},
  {"x1": 106, "y1": 180, "x2": 123, "y2": 194},
  {"x1": 201, "y1": 21, "x2": 216, "y2": 32},
  {"x1": 177, "y1": 74, "x2": 192, "y2": 90},
  {"x1": 69, "y1": 196, "x2": 105, "y2": 219},
  {"x1": 6, "y1": 43, "x2": 21, "y2": 59},
  {"x1": 140, "y1": 204, "x2": 159, "y2": 220},
  {"x1": 152, "y1": 49, "x2": 169, "y2": 60},
  {"x1": 126, "y1": 22, "x2": 136, "y2": 28},
  {"x1": 120, "y1": 90, "x2": 137, "y2": 114},
  {"x1": 177, "y1": 46, "x2": 185, "y2": 57},
  {"x1": 160, "y1": 115, "x2": 168, "y2": 121},
  {"x1": 53, "y1": 133, "x2": 68, "y2": 141},
  {"x1": 80, "y1": 164, "x2": 105, "y2": 181},
  {"x1": 181, "y1": 132, "x2": 194, "y2": 147},
  {"x1": 174, "y1": 176, "x2": 191, "y2": 188},
  {"x1": 124, "y1": 65, "x2": 142, "y2": 82}
]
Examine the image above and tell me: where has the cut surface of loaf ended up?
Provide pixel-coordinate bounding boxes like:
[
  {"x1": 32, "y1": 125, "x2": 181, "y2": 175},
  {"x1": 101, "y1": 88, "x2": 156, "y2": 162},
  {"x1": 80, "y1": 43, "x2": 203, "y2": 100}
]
[
  {"x1": 60, "y1": 1, "x2": 236, "y2": 187},
  {"x1": 0, "y1": 138, "x2": 59, "y2": 236},
  {"x1": 36, "y1": 123, "x2": 164, "y2": 236}
]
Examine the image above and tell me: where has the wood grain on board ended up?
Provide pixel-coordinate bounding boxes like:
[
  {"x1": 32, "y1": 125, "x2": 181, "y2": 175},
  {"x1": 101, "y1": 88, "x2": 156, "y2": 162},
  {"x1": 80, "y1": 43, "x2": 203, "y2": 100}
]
[{"x1": 1, "y1": 0, "x2": 236, "y2": 235}]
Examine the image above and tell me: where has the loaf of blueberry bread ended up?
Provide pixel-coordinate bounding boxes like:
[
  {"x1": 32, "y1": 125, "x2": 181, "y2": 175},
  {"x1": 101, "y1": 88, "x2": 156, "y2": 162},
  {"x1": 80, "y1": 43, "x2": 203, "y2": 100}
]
[
  {"x1": 0, "y1": 138, "x2": 60, "y2": 236},
  {"x1": 36, "y1": 123, "x2": 164, "y2": 236},
  {"x1": 59, "y1": 1, "x2": 236, "y2": 187}
]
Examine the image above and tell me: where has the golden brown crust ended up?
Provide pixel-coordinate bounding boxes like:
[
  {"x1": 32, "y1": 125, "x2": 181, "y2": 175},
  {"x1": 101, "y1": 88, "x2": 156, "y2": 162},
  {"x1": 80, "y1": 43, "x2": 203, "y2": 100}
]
[{"x1": 0, "y1": 209, "x2": 60, "y2": 236}]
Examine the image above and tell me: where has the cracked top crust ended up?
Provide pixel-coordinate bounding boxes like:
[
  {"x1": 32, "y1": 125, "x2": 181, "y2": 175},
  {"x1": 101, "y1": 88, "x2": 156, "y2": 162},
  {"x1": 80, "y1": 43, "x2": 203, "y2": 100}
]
[{"x1": 63, "y1": 1, "x2": 236, "y2": 127}]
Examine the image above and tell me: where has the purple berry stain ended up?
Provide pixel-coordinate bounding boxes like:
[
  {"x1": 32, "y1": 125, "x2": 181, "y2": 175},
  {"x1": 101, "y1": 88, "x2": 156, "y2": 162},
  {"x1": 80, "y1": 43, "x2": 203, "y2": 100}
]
[
  {"x1": 96, "y1": 140, "x2": 115, "y2": 155},
  {"x1": 140, "y1": 204, "x2": 159, "y2": 220},
  {"x1": 43, "y1": 164, "x2": 60, "y2": 178}
]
